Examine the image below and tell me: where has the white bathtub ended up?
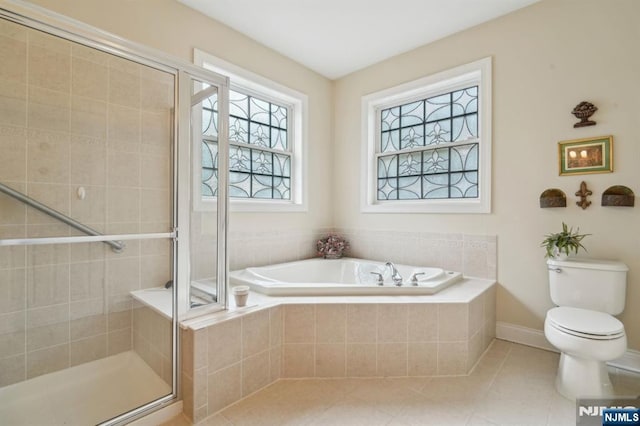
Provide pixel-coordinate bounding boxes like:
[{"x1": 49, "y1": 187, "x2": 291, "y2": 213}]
[{"x1": 229, "y1": 257, "x2": 463, "y2": 296}]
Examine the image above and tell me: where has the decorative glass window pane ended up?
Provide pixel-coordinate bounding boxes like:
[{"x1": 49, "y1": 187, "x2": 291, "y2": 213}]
[
  {"x1": 376, "y1": 85, "x2": 479, "y2": 201},
  {"x1": 202, "y1": 89, "x2": 291, "y2": 200}
]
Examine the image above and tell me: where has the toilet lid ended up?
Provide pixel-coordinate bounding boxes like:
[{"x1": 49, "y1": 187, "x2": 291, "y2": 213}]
[{"x1": 547, "y1": 307, "x2": 625, "y2": 339}]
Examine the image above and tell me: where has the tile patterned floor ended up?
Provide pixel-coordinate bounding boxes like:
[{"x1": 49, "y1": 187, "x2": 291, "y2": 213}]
[{"x1": 164, "y1": 340, "x2": 640, "y2": 426}]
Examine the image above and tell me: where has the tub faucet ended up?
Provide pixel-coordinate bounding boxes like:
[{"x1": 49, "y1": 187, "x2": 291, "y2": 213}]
[{"x1": 385, "y1": 262, "x2": 403, "y2": 286}]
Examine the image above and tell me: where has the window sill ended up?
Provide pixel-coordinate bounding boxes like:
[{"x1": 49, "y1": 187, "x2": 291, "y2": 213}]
[
  {"x1": 196, "y1": 198, "x2": 308, "y2": 213},
  {"x1": 361, "y1": 199, "x2": 490, "y2": 214}
]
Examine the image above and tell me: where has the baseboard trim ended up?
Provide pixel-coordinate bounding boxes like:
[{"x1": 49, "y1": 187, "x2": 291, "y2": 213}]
[{"x1": 496, "y1": 321, "x2": 640, "y2": 374}]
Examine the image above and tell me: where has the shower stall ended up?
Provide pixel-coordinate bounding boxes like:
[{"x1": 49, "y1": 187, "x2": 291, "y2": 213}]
[{"x1": 0, "y1": 2, "x2": 228, "y2": 424}]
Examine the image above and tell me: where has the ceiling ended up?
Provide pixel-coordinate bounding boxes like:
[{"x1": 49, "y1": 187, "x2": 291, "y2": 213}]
[{"x1": 178, "y1": 0, "x2": 539, "y2": 80}]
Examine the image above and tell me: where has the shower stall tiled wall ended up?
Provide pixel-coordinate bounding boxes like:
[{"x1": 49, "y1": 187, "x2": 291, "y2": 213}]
[{"x1": 0, "y1": 18, "x2": 174, "y2": 387}]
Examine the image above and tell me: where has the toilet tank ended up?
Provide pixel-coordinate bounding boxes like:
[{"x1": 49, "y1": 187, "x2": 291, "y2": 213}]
[{"x1": 547, "y1": 257, "x2": 628, "y2": 315}]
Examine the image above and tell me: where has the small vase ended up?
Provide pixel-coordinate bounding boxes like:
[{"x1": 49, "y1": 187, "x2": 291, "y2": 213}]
[
  {"x1": 551, "y1": 247, "x2": 569, "y2": 260},
  {"x1": 323, "y1": 253, "x2": 342, "y2": 259}
]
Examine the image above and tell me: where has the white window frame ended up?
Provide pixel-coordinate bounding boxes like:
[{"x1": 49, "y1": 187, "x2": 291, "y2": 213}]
[
  {"x1": 361, "y1": 57, "x2": 492, "y2": 214},
  {"x1": 194, "y1": 49, "x2": 308, "y2": 212}
]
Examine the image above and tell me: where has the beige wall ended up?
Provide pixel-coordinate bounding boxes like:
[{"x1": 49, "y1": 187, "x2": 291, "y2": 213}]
[
  {"x1": 29, "y1": 0, "x2": 334, "y2": 235},
  {"x1": 333, "y1": 0, "x2": 640, "y2": 350}
]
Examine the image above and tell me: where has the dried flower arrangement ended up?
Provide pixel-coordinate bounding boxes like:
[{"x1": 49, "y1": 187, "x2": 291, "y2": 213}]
[{"x1": 316, "y1": 234, "x2": 350, "y2": 259}]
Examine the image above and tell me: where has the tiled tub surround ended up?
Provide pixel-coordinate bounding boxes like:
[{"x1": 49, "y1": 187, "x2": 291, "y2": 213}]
[
  {"x1": 180, "y1": 279, "x2": 495, "y2": 423},
  {"x1": 337, "y1": 229, "x2": 497, "y2": 280},
  {"x1": 133, "y1": 304, "x2": 173, "y2": 385},
  {"x1": 0, "y1": 19, "x2": 174, "y2": 386},
  {"x1": 181, "y1": 306, "x2": 284, "y2": 423}
]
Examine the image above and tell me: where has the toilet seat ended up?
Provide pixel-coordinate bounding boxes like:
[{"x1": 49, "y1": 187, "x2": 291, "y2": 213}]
[{"x1": 546, "y1": 307, "x2": 625, "y2": 340}]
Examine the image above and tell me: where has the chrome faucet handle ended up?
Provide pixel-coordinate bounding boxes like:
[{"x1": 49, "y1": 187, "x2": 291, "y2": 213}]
[
  {"x1": 370, "y1": 272, "x2": 384, "y2": 286},
  {"x1": 409, "y1": 272, "x2": 426, "y2": 286}
]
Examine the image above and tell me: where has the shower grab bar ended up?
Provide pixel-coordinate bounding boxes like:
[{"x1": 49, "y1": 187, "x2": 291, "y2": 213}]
[{"x1": 0, "y1": 182, "x2": 125, "y2": 253}]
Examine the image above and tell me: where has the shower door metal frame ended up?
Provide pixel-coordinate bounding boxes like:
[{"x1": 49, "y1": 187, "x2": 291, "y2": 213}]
[{"x1": 0, "y1": 1, "x2": 230, "y2": 425}]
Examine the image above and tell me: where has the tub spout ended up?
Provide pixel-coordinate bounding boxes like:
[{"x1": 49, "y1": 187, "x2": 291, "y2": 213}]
[{"x1": 385, "y1": 262, "x2": 403, "y2": 286}]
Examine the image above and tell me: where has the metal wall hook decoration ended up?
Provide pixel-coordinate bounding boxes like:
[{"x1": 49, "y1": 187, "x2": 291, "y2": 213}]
[{"x1": 575, "y1": 181, "x2": 592, "y2": 210}]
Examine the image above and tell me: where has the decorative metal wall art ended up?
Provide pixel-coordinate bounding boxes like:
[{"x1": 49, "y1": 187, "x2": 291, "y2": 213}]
[
  {"x1": 602, "y1": 185, "x2": 635, "y2": 207},
  {"x1": 575, "y1": 181, "x2": 592, "y2": 210},
  {"x1": 539, "y1": 188, "x2": 567, "y2": 208},
  {"x1": 572, "y1": 101, "x2": 597, "y2": 128},
  {"x1": 558, "y1": 135, "x2": 613, "y2": 176}
]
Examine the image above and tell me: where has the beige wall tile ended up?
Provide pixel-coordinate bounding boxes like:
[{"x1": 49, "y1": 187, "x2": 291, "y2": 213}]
[
  {"x1": 109, "y1": 67, "x2": 140, "y2": 108},
  {"x1": 193, "y1": 328, "x2": 208, "y2": 371},
  {"x1": 193, "y1": 366, "x2": 208, "y2": 409},
  {"x1": 0, "y1": 311, "x2": 26, "y2": 358},
  {"x1": 438, "y1": 303, "x2": 469, "y2": 342},
  {"x1": 70, "y1": 334, "x2": 107, "y2": 366},
  {"x1": 0, "y1": 184, "x2": 26, "y2": 226},
  {"x1": 408, "y1": 304, "x2": 438, "y2": 342},
  {"x1": 108, "y1": 150, "x2": 140, "y2": 187},
  {"x1": 28, "y1": 30, "x2": 70, "y2": 54},
  {"x1": 181, "y1": 372, "x2": 194, "y2": 421},
  {"x1": 26, "y1": 264, "x2": 69, "y2": 308},
  {"x1": 437, "y1": 341, "x2": 468, "y2": 375},
  {"x1": 69, "y1": 135, "x2": 106, "y2": 186},
  {"x1": 28, "y1": 44, "x2": 70, "y2": 93},
  {"x1": 71, "y1": 314, "x2": 106, "y2": 341},
  {"x1": 270, "y1": 346, "x2": 282, "y2": 381},
  {"x1": 108, "y1": 309, "x2": 131, "y2": 331},
  {"x1": 284, "y1": 304, "x2": 315, "y2": 344},
  {"x1": 141, "y1": 110, "x2": 171, "y2": 155},
  {"x1": 377, "y1": 343, "x2": 407, "y2": 377},
  {"x1": 140, "y1": 254, "x2": 171, "y2": 289},
  {"x1": 0, "y1": 35, "x2": 26, "y2": 83},
  {"x1": 0, "y1": 268, "x2": 25, "y2": 314},
  {"x1": 107, "y1": 327, "x2": 131, "y2": 354},
  {"x1": 26, "y1": 243, "x2": 69, "y2": 267},
  {"x1": 242, "y1": 350, "x2": 271, "y2": 396},
  {"x1": 27, "y1": 87, "x2": 69, "y2": 133},
  {"x1": 408, "y1": 342, "x2": 437, "y2": 376},
  {"x1": 69, "y1": 260, "x2": 105, "y2": 301},
  {"x1": 0, "y1": 353, "x2": 25, "y2": 387},
  {"x1": 72, "y1": 57, "x2": 108, "y2": 101},
  {"x1": 70, "y1": 96, "x2": 107, "y2": 139},
  {"x1": 26, "y1": 343, "x2": 69, "y2": 378},
  {"x1": 315, "y1": 343, "x2": 346, "y2": 378},
  {"x1": 27, "y1": 129, "x2": 70, "y2": 184},
  {"x1": 269, "y1": 306, "x2": 283, "y2": 348},
  {"x1": 69, "y1": 186, "x2": 106, "y2": 231},
  {"x1": 316, "y1": 304, "x2": 346, "y2": 343},
  {"x1": 107, "y1": 187, "x2": 140, "y2": 224},
  {"x1": 242, "y1": 309, "x2": 269, "y2": 358},
  {"x1": 0, "y1": 81, "x2": 27, "y2": 128},
  {"x1": 207, "y1": 318, "x2": 241, "y2": 373},
  {"x1": 141, "y1": 189, "x2": 170, "y2": 224},
  {"x1": 467, "y1": 331, "x2": 484, "y2": 372},
  {"x1": 377, "y1": 304, "x2": 408, "y2": 343},
  {"x1": 282, "y1": 343, "x2": 314, "y2": 378},
  {"x1": 106, "y1": 257, "x2": 140, "y2": 295},
  {"x1": 207, "y1": 362, "x2": 241, "y2": 415},
  {"x1": 25, "y1": 183, "x2": 69, "y2": 226},
  {"x1": 346, "y1": 343, "x2": 376, "y2": 377},
  {"x1": 469, "y1": 295, "x2": 484, "y2": 337},
  {"x1": 346, "y1": 304, "x2": 377, "y2": 343},
  {"x1": 26, "y1": 321, "x2": 68, "y2": 351},
  {"x1": 0, "y1": 244, "x2": 26, "y2": 271},
  {"x1": 141, "y1": 153, "x2": 170, "y2": 190},
  {"x1": 108, "y1": 104, "x2": 140, "y2": 148},
  {"x1": 140, "y1": 76, "x2": 173, "y2": 112},
  {"x1": 0, "y1": 125, "x2": 26, "y2": 180}
]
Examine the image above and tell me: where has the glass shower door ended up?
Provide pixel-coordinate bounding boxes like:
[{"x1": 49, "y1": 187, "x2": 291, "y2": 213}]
[{"x1": 0, "y1": 16, "x2": 178, "y2": 425}]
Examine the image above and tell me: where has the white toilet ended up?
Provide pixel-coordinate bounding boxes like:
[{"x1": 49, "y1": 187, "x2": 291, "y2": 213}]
[{"x1": 544, "y1": 257, "x2": 628, "y2": 400}]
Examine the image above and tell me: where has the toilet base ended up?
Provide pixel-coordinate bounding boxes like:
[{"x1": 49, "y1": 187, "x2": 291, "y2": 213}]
[{"x1": 556, "y1": 353, "x2": 614, "y2": 400}]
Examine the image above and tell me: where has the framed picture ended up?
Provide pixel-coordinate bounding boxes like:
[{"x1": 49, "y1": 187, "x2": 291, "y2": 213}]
[{"x1": 558, "y1": 135, "x2": 613, "y2": 176}]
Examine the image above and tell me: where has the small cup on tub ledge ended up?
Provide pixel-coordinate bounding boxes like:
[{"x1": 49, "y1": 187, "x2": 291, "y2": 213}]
[{"x1": 232, "y1": 285, "x2": 250, "y2": 307}]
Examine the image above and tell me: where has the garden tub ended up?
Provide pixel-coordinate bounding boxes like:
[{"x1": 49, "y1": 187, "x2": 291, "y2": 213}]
[{"x1": 229, "y1": 257, "x2": 462, "y2": 296}]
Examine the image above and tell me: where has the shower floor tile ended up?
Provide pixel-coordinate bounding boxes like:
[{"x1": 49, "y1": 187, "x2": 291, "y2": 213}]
[{"x1": 166, "y1": 340, "x2": 640, "y2": 426}]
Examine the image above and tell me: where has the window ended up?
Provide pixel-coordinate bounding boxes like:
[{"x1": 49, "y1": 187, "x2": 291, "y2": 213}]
[
  {"x1": 195, "y1": 49, "x2": 307, "y2": 212},
  {"x1": 361, "y1": 57, "x2": 492, "y2": 213}
]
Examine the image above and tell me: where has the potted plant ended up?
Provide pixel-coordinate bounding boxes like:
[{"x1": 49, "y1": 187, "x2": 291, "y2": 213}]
[{"x1": 541, "y1": 222, "x2": 589, "y2": 259}]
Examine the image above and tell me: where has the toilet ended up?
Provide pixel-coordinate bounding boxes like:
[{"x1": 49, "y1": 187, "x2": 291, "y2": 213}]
[{"x1": 544, "y1": 257, "x2": 628, "y2": 400}]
